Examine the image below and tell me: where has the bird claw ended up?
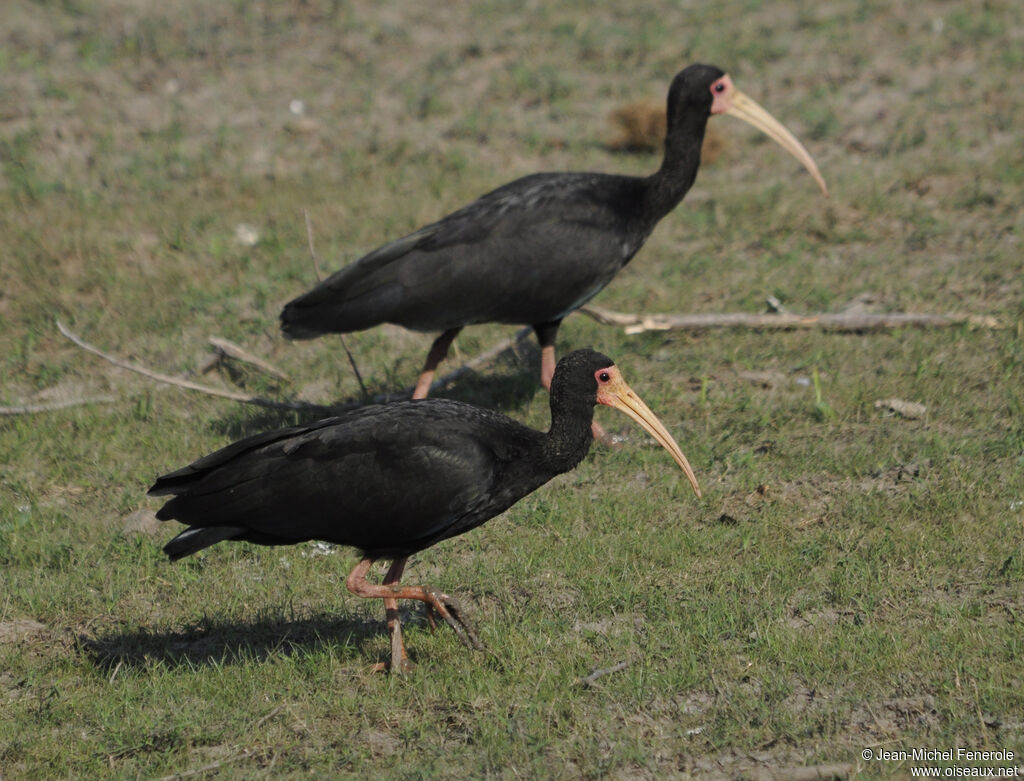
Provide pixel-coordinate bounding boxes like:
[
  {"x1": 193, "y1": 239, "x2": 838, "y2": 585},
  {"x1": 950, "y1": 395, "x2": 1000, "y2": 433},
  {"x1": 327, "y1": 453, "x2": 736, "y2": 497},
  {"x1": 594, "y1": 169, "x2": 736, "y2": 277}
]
[
  {"x1": 422, "y1": 602, "x2": 438, "y2": 632},
  {"x1": 424, "y1": 587, "x2": 485, "y2": 651}
]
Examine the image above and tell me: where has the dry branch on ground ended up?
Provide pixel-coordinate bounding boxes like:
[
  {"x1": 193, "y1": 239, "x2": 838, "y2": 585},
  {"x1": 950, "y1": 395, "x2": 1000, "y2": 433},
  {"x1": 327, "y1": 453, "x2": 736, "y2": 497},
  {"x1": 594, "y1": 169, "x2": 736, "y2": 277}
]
[{"x1": 580, "y1": 305, "x2": 1002, "y2": 335}]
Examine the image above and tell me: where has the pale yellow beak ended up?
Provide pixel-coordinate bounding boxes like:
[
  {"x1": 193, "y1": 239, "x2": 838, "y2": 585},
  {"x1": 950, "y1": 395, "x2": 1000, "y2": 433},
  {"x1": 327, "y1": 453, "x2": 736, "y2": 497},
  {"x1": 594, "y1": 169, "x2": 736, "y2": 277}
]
[
  {"x1": 726, "y1": 90, "x2": 828, "y2": 196},
  {"x1": 597, "y1": 369, "x2": 701, "y2": 498}
]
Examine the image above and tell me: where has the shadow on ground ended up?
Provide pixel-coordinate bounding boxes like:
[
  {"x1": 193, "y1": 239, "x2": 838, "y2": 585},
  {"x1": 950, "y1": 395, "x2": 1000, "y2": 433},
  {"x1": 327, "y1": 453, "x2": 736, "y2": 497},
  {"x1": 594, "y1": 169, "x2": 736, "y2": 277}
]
[
  {"x1": 209, "y1": 340, "x2": 544, "y2": 441},
  {"x1": 77, "y1": 611, "x2": 393, "y2": 672}
]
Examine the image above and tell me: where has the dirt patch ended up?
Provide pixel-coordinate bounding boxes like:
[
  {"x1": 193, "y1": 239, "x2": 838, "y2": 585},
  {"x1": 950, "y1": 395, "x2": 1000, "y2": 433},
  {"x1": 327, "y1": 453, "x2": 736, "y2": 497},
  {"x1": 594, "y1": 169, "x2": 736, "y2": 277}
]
[
  {"x1": 849, "y1": 695, "x2": 940, "y2": 739},
  {"x1": 786, "y1": 607, "x2": 862, "y2": 631},
  {"x1": 0, "y1": 618, "x2": 47, "y2": 643},
  {"x1": 573, "y1": 613, "x2": 645, "y2": 637},
  {"x1": 682, "y1": 749, "x2": 853, "y2": 780},
  {"x1": 122, "y1": 508, "x2": 162, "y2": 537},
  {"x1": 747, "y1": 463, "x2": 930, "y2": 528},
  {"x1": 357, "y1": 727, "x2": 402, "y2": 758}
]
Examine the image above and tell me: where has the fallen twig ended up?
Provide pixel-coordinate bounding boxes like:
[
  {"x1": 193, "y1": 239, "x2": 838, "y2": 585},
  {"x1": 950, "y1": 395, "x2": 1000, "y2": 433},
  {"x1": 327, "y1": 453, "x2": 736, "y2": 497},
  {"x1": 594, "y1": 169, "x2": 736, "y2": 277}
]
[
  {"x1": 57, "y1": 320, "x2": 330, "y2": 414},
  {"x1": 0, "y1": 395, "x2": 117, "y2": 415},
  {"x1": 206, "y1": 336, "x2": 290, "y2": 382},
  {"x1": 58, "y1": 320, "x2": 533, "y2": 412},
  {"x1": 578, "y1": 660, "x2": 630, "y2": 687},
  {"x1": 581, "y1": 305, "x2": 1002, "y2": 335},
  {"x1": 305, "y1": 208, "x2": 368, "y2": 398},
  {"x1": 304, "y1": 208, "x2": 324, "y2": 282},
  {"x1": 251, "y1": 704, "x2": 285, "y2": 731}
]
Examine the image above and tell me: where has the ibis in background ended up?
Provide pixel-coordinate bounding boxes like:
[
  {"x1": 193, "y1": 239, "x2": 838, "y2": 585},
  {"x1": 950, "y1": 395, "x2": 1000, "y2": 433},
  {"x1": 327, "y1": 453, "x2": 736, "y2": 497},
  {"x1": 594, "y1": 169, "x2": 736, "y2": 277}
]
[
  {"x1": 281, "y1": 64, "x2": 827, "y2": 399},
  {"x1": 151, "y1": 350, "x2": 701, "y2": 671}
]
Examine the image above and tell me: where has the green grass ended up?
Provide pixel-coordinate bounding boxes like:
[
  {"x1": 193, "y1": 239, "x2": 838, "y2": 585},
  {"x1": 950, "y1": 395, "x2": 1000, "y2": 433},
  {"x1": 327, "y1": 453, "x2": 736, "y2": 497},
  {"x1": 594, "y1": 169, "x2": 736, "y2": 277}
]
[{"x1": 2, "y1": 0, "x2": 1024, "y2": 777}]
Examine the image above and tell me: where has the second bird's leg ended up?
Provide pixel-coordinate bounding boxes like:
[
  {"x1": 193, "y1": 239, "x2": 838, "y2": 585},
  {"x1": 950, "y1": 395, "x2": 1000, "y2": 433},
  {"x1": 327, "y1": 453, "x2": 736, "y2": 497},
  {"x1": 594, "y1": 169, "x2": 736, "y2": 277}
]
[
  {"x1": 412, "y1": 327, "x2": 461, "y2": 399},
  {"x1": 533, "y1": 321, "x2": 561, "y2": 393},
  {"x1": 534, "y1": 320, "x2": 610, "y2": 442}
]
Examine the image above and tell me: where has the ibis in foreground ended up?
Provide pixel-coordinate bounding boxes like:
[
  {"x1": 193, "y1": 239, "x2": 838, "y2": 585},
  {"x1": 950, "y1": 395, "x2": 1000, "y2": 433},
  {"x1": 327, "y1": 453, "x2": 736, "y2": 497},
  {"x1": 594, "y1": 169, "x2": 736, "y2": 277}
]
[
  {"x1": 281, "y1": 64, "x2": 827, "y2": 399},
  {"x1": 151, "y1": 350, "x2": 701, "y2": 671}
]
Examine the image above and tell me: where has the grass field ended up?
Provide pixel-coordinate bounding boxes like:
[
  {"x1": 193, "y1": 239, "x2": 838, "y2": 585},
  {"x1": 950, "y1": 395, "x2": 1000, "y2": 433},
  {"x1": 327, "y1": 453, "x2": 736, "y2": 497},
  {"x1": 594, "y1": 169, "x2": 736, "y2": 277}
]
[{"x1": 2, "y1": 0, "x2": 1023, "y2": 777}]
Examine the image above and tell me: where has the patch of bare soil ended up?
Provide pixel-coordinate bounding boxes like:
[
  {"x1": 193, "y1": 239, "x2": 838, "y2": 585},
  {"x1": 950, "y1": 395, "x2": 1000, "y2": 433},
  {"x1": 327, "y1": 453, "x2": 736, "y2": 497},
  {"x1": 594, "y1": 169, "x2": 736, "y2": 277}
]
[
  {"x1": 121, "y1": 508, "x2": 162, "y2": 537},
  {"x1": 681, "y1": 749, "x2": 853, "y2": 780},
  {"x1": 0, "y1": 618, "x2": 47, "y2": 643},
  {"x1": 786, "y1": 606, "x2": 862, "y2": 631},
  {"x1": 849, "y1": 695, "x2": 941, "y2": 739},
  {"x1": 718, "y1": 462, "x2": 930, "y2": 528}
]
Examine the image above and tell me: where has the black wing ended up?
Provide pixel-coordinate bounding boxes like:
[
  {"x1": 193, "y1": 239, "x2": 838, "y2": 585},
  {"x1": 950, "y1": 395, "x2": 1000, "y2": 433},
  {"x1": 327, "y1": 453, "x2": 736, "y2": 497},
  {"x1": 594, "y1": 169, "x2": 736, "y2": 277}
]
[
  {"x1": 152, "y1": 401, "x2": 540, "y2": 558},
  {"x1": 280, "y1": 172, "x2": 651, "y2": 336}
]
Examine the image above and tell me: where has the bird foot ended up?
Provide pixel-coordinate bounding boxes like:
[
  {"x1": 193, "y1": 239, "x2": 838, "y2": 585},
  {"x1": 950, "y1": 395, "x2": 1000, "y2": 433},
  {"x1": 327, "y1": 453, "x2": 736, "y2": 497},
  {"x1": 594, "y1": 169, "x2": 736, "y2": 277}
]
[
  {"x1": 422, "y1": 602, "x2": 438, "y2": 633},
  {"x1": 423, "y1": 587, "x2": 485, "y2": 651},
  {"x1": 370, "y1": 617, "x2": 416, "y2": 674},
  {"x1": 370, "y1": 656, "x2": 416, "y2": 674}
]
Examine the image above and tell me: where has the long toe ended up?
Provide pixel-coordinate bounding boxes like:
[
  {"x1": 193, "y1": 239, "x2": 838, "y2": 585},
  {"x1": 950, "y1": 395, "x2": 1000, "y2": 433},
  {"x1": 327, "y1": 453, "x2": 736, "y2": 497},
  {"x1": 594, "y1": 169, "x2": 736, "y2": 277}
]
[
  {"x1": 424, "y1": 587, "x2": 486, "y2": 651},
  {"x1": 370, "y1": 656, "x2": 416, "y2": 674}
]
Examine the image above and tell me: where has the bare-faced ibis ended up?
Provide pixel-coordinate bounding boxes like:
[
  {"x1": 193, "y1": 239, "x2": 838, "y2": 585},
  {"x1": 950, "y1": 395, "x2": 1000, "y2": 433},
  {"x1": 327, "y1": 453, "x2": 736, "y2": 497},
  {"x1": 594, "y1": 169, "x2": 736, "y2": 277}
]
[
  {"x1": 150, "y1": 349, "x2": 700, "y2": 671},
  {"x1": 281, "y1": 64, "x2": 827, "y2": 400}
]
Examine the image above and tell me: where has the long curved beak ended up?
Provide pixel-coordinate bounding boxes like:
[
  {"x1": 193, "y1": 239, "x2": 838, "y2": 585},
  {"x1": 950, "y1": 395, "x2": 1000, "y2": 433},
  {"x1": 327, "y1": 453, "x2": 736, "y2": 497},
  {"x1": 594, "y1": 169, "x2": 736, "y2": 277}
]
[
  {"x1": 726, "y1": 90, "x2": 828, "y2": 196},
  {"x1": 597, "y1": 370, "x2": 701, "y2": 498}
]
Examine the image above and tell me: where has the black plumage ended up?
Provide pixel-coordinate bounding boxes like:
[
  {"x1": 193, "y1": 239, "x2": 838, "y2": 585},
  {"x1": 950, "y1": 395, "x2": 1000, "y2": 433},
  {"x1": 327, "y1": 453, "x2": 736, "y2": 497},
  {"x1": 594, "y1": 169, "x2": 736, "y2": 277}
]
[
  {"x1": 151, "y1": 349, "x2": 700, "y2": 670},
  {"x1": 281, "y1": 64, "x2": 826, "y2": 399}
]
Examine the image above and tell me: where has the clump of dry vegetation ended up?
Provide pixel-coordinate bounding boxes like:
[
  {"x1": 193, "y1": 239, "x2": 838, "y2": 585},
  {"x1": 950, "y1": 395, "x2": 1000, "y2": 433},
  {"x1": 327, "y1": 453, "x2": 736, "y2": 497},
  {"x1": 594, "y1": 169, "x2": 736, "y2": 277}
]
[{"x1": 606, "y1": 97, "x2": 724, "y2": 163}]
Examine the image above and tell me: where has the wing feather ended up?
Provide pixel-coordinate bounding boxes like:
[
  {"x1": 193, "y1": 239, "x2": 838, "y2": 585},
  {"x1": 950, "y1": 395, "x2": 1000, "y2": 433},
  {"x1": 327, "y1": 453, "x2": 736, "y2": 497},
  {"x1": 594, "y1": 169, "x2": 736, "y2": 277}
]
[{"x1": 150, "y1": 402, "x2": 526, "y2": 556}]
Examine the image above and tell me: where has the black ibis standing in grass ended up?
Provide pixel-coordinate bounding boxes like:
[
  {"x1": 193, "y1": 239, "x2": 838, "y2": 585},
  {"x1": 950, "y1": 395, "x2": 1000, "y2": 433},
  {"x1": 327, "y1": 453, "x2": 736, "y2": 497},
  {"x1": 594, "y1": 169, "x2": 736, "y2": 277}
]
[
  {"x1": 151, "y1": 349, "x2": 701, "y2": 671},
  {"x1": 281, "y1": 64, "x2": 827, "y2": 400}
]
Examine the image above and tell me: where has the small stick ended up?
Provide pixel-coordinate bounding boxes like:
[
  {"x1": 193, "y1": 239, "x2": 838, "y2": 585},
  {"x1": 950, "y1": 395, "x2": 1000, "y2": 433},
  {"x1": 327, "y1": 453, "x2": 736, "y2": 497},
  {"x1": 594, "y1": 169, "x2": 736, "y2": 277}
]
[
  {"x1": 304, "y1": 208, "x2": 368, "y2": 399},
  {"x1": 57, "y1": 320, "x2": 330, "y2": 414},
  {"x1": 208, "y1": 336, "x2": 290, "y2": 382},
  {"x1": 252, "y1": 704, "x2": 284, "y2": 730},
  {"x1": 304, "y1": 209, "x2": 323, "y2": 282},
  {"x1": 0, "y1": 396, "x2": 116, "y2": 415},
  {"x1": 578, "y1": 659, "x2": 629, "y2": 687},
  {"x1": 59, "y1": 320, "x2": 531, "y2": 411}
]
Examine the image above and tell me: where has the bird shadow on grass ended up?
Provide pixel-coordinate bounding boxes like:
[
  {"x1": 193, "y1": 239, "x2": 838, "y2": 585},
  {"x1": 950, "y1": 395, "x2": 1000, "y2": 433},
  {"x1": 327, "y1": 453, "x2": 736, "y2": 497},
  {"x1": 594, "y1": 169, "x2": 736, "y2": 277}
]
[
  {"x1": 209, "y1": 346, "x2": 544, "y2": 441},
  {"x1": 77, "y1": 610, "x2": 399, "y2": 673}
]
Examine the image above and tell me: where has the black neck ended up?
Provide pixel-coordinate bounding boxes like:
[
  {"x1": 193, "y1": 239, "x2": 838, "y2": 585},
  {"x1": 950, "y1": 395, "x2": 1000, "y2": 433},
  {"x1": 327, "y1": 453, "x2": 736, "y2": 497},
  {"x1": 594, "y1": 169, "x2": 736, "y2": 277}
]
[
  {"x1": 643, "y1": 109, "x2": 710, "y2": 221},
  {"x1": 541, "y1": 393, "x2": 595, "y2": 475}
]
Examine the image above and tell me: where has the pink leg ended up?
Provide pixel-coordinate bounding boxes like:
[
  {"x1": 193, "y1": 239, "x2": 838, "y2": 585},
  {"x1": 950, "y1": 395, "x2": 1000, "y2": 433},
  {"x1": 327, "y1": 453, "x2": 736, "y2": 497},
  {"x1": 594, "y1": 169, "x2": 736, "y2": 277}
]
[
  {"x1": 539, "y1": 345, "x2": 556, "y2": 392},
  {"x1": 533, "y1": 321, "x2": 609, "y2": 441},
  {"x1": 345, "y1": 556, "x2": 483, "y2": 673},
  {"x1": 412, "y1": 328, "x2": 461, "y2": 399},
  {"x1": 381, "y1": 557, "x2": 410, "y2": 671}
]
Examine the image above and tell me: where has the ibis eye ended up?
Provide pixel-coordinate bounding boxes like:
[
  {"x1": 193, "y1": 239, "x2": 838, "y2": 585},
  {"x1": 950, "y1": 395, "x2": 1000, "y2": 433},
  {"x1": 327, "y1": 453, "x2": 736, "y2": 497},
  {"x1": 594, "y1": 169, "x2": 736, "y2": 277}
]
[
  {"x1": 598, "y1": 371, "x2": 610, "y2": 383},
  {"x1": 714, "y1": 82, "x2": 725, "y2": 93}
]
